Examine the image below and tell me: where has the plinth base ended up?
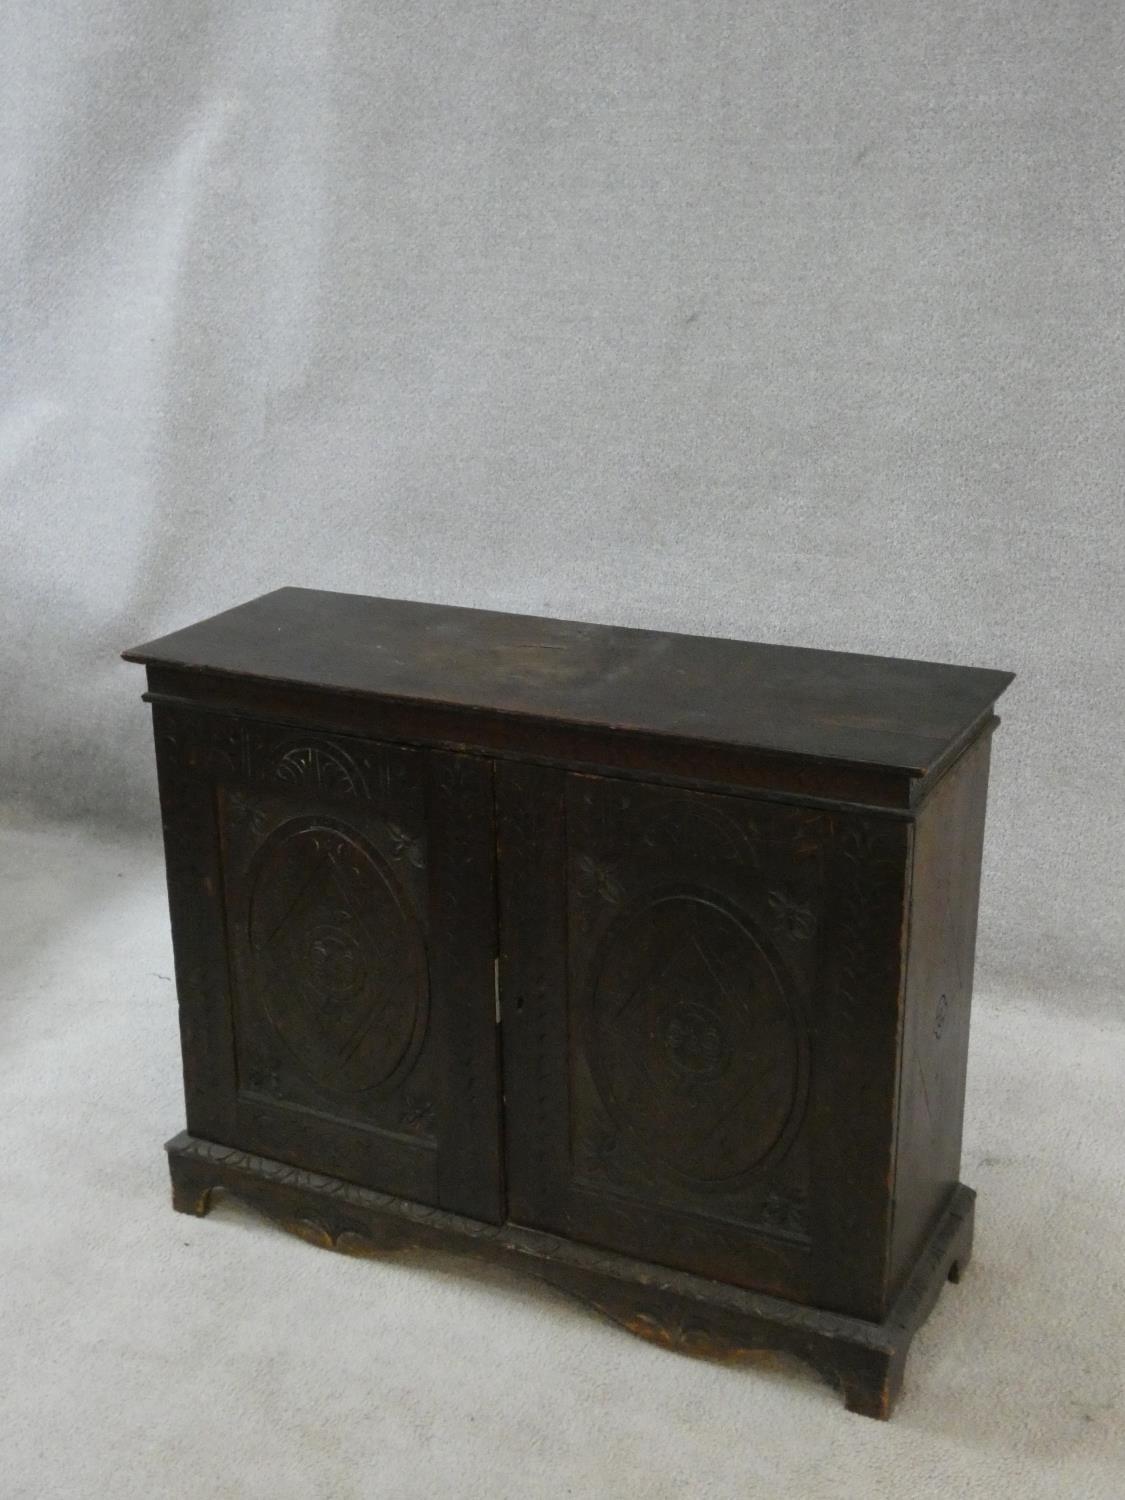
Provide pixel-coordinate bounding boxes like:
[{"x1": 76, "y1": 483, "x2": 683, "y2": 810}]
[{"x1": 167, "y1": 1131, "x2": 974, "y2": 1420}]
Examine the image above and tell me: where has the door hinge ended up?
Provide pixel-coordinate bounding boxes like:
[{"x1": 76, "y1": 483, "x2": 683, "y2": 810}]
[{"x1": 494, "y1": 956, "x2": 501, "y2": 1024}]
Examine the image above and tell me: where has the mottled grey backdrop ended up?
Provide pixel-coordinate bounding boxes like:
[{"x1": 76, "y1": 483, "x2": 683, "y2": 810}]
[{"x1": 4, "y1": 1, "x2": 1122, "y2": 1008}]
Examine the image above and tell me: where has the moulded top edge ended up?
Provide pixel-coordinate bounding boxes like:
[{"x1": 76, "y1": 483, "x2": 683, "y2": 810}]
[{"x1": 123, "y1": 587, "x2": 1015, "y2": 780}]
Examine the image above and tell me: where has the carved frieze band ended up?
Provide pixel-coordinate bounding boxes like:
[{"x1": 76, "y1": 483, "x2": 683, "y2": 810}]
[
  {"x1": 168, "y1": 1134, "x2": 895, "y2": 1349},
  {"x1": 154, "y1": 708, "x2": 430, "y2": 881},
  {"x1": 153, "y1": 706, "x2": 416, "y2": 820}
]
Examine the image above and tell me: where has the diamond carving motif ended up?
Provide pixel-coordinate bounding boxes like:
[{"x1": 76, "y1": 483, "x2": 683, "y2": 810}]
[
  {"x1": 247, "y1": 818, "x2": 427, "y2": 1096},
  {"x1": 584, "y1": 892, "x2": 806, "y2": 1187}
]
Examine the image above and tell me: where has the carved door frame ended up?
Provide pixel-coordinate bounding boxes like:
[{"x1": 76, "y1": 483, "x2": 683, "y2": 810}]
[
  {"x1": 153, "y1": 705, "x2": 504, "y2": 1223},
  {"x1": 496, "y1": 764, "x2": 909, "y2": 1319}
]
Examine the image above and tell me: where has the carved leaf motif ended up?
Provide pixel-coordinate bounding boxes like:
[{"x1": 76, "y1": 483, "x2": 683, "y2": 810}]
[
  {"x1": 386, "y1": 822, "x2": 426, "y2": 870},
  {"x1": 751, "y1": 1186, "x2": 810, "y2": 1242},
  {"x1": 574, "y1": 854, "x2": 623, "y2": 905},
  {"x1": 226, "y1": 788, "x2": 270, "y2": 838},
  {"x1": 584, "y1": 1117, "x2": 620, "y2": 1176},
  {"x1": 398, "y1": 1093, "x2": 435, "y2": 1137},
  {"x1": 246, "y1": 1061, "x2": 282, "y2": 1096},
  {"x1": 768, "y1": 887, "x2": 815, "y2": 941},
  {"x1": 158, "y1": 709, "x2": 244, "y2": 776},
  {"x1": 638, "y1": 799, "x2": 759, "y2": 868},
  {"x1": 840, "y1": 822, "x2": 880, "y2": 865}
]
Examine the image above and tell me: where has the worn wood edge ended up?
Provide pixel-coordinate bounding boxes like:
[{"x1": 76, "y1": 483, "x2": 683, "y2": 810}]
[
  {"x1": 908, "y1": 712, "x2": 1000, "y2": 810},
  {"x1": 165, "y1": 1131, "x2": 973, "y2": 1419},
  {"x1": 139, "y1": 684, "x2": 925, "y2": 817}
]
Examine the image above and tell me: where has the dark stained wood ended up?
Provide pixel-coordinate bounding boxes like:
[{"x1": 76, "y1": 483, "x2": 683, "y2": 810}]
[
  {"x1": 425, "y1": 750, "x2": 505, "y2": 1222},
  {"x1": 152, "y1": 705, "x2": 239, "y2": 1147},
  {"x1": 125, "y1": 588, "x2": 1013, "y2": 1419},
  {"x1": 140, "y1": 664, "x2": 939, "y2": 812},
  {"x1": 806, "y1": 809, "x2": 914, "y2": 1321},
  {"x1": 124, "y1": 586, "x2": 1013, "y2": 785},
  {"x1": 506, "y1": 773, "x2": 822, "y2": 1303},
  {"x1": 494, "y1": 760, "x2": 571, "y2": 1227},
  {"x1": 167, "y1": 1130, "x2": 975, "y2": 1420},
  {"x1": 150, "y1": 703, "x2": 503, "y2": 1220},
  {"x1": 888, "y1": 731, "x2": 993, "y2": 1297},
  {"x1": 499, "y1": 772, "x2": 915, "y2": 1324}
]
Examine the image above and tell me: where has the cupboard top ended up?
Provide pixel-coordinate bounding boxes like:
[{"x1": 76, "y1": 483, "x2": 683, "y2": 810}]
[{"x1": 123, "y1": 587, "x2": 1012, "y2": 783}]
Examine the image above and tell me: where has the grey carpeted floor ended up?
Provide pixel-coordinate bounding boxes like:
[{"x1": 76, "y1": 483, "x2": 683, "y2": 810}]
[{"x1": 3, "y1": 813, "x2": 1121, "y2": 1499}]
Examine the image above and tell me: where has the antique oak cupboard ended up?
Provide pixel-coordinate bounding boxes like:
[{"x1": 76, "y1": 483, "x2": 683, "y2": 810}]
[{"x1": 123, "y1": 587, "x2": 1013, "y2": 1419}]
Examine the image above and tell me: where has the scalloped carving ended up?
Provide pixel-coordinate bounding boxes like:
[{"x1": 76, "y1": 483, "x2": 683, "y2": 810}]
[
  {"x1": 272, "y1": 742, "x2": 366, "y2": 798},
  {"x1": 167, "y1": 1133, "x2": 977, "y2": 1419}
]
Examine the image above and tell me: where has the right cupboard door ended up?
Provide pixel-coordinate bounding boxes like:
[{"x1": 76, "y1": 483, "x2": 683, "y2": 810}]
[{"x1": 496, "y1": 765, "x2": 910, "y2": 1320}]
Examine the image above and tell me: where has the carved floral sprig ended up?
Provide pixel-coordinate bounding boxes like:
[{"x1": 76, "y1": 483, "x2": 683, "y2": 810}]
[
  {"x1": 386, "y1": 822, "x2": 426, "y2": 869},
  {"x1": 768, "y1": 887, "x2": 815, "y2": 941},
  {"x1": 574, "y1": 854, "x2": 623, "y2": 905}
]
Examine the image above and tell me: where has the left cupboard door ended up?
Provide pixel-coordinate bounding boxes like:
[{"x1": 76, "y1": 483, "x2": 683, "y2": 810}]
[{"x1": 151, "y1": 705, "x2": 504, "y2": 1223}]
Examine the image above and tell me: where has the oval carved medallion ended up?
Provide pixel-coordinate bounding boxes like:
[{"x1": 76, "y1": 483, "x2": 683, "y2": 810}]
[
  {"x1": 584, "y1": 892, "x2": 806, "y2": 1186},
  {"x1": 247, "y1": 818, "x2": 427, "y2": 1095}
]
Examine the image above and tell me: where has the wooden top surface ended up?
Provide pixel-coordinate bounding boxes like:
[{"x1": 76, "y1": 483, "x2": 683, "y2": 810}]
[{"x1": 123, "y1": 587, "x2": 1013, "y2": 777}]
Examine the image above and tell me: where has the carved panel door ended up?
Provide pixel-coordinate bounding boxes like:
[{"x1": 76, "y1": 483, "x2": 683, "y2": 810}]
[
  {"x1": 154, "y1": 707, "x2": 503, "y2": 1223},
  {"x1": 497, "y1": 767, "x2": 901, "y2": 1308}
]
